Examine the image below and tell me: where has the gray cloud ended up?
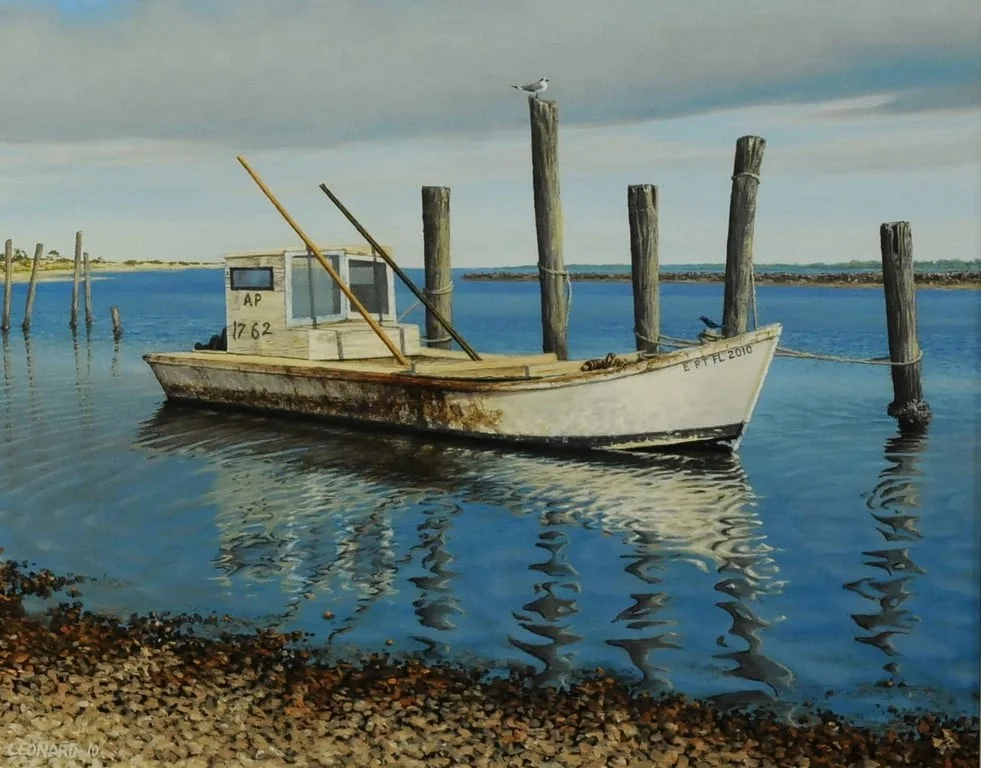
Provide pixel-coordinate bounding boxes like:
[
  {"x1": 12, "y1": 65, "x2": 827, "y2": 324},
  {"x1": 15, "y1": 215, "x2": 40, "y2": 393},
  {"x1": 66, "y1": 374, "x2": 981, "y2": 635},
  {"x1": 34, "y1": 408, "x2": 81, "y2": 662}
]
[{"x1": 0, "y1": 0, "x2": 979, "y2": 149}]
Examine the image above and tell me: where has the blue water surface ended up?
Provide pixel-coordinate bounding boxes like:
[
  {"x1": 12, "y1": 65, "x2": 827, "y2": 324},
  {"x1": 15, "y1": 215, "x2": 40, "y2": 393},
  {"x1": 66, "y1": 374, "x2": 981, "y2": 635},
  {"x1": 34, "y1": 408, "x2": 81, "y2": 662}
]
[{"x1": 0, "y1": 268, "x2": 978, "y2": 725}]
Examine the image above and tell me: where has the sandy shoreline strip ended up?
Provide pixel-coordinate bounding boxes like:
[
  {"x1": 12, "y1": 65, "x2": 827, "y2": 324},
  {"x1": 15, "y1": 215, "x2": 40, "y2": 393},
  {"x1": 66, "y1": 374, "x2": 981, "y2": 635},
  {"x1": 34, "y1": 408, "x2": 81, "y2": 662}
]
[
  {"x1": 0, "y1": 560, "x2": 977, "y2": 768},
  {"x1": 3, "y1": 262, "x2": 221, "y2": 285}
]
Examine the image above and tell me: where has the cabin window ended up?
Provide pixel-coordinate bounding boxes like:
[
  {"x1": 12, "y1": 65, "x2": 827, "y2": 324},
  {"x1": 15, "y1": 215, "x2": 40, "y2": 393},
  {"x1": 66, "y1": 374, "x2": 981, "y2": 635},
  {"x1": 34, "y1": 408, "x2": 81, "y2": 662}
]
[
  {"x1": 348, "y1": 259, "x2": 390, "y2": 316},
  {"x1": 229, "y1": 267, "x2": 274, "y2": 291},
  {"x1": 290, "y1": 253, "x2": 342, "y2": 323}
]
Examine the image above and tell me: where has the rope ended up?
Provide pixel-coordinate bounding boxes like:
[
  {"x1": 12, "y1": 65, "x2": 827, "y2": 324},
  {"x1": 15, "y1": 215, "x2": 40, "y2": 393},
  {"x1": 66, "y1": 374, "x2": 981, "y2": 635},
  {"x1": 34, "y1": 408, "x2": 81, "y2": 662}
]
[
  {"x1": 398, "y1": 281, "x2": 455, "y2": 322},
  {"x1": 539, "y1": 264, "x2": 572, "y2": 337},
  {"x1": 581, "y1": 352, "x2": 630, "y2": 371},
  {"x1": 426, "y1": 281, "x2": 455, "y2": 296},
  {"x1": 636, "y1": 330, "x2": 925, "y2": 368},
  {"x1": 775, "y1": 346, "x2": 923, "y2": 366},
  {"x1": 634, "y1": 329, "x2": 660, "y2": 350},
  {"x1": 732, "y1": 172, "x2": 761, "y2": 184}
]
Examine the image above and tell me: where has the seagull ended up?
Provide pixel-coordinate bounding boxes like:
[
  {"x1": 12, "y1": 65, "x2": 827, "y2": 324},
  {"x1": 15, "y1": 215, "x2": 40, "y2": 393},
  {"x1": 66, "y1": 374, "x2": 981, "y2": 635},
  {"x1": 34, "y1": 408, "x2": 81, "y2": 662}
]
[
  {"x1": 699, "y1": 315, "x2": 722, "y2": 330},
  {"x1": 511, "y1": 77, "x2": 549, "y2": 99}
]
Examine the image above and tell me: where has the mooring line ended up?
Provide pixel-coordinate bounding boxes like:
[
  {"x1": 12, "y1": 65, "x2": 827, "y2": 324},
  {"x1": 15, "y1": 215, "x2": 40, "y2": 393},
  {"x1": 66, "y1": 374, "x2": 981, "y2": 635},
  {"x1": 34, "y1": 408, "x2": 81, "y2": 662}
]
[{"x1": 636, "y1": 331, "x2": 923, "y2": 367}]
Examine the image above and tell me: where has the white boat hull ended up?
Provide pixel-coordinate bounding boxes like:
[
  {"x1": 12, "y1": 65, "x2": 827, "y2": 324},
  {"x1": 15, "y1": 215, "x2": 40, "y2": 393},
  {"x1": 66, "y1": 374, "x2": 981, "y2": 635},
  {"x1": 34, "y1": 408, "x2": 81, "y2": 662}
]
[{"x1": 143, "y1": 324, "x2": 781, "y2": 453}]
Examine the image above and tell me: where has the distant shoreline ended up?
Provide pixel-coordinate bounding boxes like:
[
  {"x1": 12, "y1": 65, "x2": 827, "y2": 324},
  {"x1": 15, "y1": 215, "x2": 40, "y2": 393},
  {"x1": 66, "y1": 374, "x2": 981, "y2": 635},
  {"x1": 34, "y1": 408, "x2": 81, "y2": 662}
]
[
  {"x1": 4, "y1": 261, "x2": 221, "y2": 285},
  {"x1": 463, "y1": 270, "x2": 981, "y2": 289}
]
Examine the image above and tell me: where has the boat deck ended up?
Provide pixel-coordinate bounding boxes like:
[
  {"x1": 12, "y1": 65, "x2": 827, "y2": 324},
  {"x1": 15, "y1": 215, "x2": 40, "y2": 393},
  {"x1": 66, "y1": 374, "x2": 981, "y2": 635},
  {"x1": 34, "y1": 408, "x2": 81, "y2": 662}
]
[{"x1": 149, "y1": 348, "x2": 609, "y2": 381}]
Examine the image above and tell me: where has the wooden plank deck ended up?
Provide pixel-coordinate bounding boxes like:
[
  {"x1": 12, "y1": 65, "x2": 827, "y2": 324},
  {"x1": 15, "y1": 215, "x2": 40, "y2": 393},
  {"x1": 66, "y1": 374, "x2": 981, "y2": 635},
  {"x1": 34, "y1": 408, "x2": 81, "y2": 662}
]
[{"x1": 152, "y1": 349, "x2": 589, "y2": 381}]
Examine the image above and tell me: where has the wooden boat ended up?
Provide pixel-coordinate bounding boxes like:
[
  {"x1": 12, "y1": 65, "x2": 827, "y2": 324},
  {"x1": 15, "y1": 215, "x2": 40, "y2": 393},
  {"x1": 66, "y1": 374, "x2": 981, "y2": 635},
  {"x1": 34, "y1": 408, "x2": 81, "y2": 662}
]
[{"x1": 144, "y1": 157, "x2": 782, "y2": 454}]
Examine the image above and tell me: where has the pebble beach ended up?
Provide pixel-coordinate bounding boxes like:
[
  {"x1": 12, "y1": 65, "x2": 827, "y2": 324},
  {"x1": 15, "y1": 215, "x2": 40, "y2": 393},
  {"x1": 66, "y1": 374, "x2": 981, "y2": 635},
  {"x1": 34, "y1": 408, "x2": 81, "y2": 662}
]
[{"x1": 1, "y1": 561, "x2": 977, "y2": 768}]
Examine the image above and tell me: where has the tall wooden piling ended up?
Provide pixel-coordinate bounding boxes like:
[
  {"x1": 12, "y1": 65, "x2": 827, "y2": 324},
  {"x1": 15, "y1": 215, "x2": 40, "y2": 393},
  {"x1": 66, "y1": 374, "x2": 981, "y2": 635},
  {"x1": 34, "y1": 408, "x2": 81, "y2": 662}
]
[
  {"x1": 528, "y1": 97, "x2": 569, "y2": 360},
  {"x1": 421, "y1": 186, "x2": 453, "y2": 350},
  {"x1": 879, "y1": 221, "x2": 931, "y2": 431},
  {"x1": 70, "y1": 231, "x2": 82, "y2": 329},
  {"x1": 110, "y1": 305, "x2": 123, "y2": 340},
  {"x1": 722, "y1": 136, "x2": 766, "y2": 338},
  {"x1": 628, "y1": 184, "x2": 660, "y2": 354},
  {"x1": 83, "y1": 251, "x2": 93, "y2": 327},
  {"x1": 21, "y1": 243, "x2": 42, "y2": 333},
  {"x1": 2, "y1": 239, "x2": 12, "y2": 332}
]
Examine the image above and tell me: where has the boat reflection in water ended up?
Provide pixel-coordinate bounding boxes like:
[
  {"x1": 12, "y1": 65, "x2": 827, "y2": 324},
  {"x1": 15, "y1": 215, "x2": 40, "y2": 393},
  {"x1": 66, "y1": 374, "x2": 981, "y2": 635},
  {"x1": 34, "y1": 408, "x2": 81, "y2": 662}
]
[{"x1": 133, "y1": 404, "x2": 792, "y2": 702}]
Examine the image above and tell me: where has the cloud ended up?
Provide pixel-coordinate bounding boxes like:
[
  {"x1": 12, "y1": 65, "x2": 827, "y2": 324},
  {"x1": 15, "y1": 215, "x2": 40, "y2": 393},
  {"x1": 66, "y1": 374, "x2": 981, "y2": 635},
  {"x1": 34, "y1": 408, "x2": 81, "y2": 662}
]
[
  {"x1": 0, "y1": 0, "x2": 978, "y2": 149},
  {"x1": 1, "y1": 94, "x2": 977, "y2": 270},
  {"x1": 827, "y1": 83, "x2": 981, "y2": 117}
]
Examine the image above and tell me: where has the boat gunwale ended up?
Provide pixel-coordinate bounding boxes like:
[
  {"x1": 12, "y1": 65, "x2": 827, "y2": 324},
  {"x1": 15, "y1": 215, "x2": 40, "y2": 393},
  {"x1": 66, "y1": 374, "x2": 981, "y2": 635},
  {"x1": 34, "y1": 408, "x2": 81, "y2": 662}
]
[{"x1": 144, "y1": 324, "x2": 782, "y2": 394}]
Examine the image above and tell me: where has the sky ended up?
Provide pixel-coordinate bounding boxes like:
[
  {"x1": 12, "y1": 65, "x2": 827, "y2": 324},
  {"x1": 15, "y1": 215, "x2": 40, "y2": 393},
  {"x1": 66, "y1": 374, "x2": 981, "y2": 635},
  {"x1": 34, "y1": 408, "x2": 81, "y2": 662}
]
[{"x1": 0, "y1": 0, "x2": 979, "y2": 267}]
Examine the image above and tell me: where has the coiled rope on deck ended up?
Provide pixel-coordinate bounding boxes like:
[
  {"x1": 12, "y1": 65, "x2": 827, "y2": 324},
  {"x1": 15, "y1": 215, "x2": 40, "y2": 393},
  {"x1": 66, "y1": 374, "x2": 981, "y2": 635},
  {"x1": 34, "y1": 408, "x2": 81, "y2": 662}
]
[{"x1": 581, "y1": 351, "x2": 631, "y2": 371}]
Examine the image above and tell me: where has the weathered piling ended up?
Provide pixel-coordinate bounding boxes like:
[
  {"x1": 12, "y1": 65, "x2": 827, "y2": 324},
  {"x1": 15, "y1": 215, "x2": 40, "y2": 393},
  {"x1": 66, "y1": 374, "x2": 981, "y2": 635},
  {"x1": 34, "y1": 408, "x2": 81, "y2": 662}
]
[
  {"x1": 2, "y1": 239, "x2": 12, "y2": 332},
  {"x1": 722, "y1": 136, "x2": 766, "y2": 338},
  {"x1": 421, "y1": 186, "x2": 453, "y2": 350},
  {"x1": 70, "y1": 231, "x2": 82, "y2": 329},
  {"x1": 110, "y1": 305, "x2": 123, "y2": 340},
  {"x1": 21, "y1": 244, "x2": 42, "y2": 333},
  {"x1": 83, "y1": 251, "x2": 93, "y2": 327},
  {"x1": 879, "y1": 221, "x2": 931, "y2": 431},
  {"x1": 627, "y1": 184, "x2": 660, "y2": 354},
  {"x1": 528, "y1": 97, "x2": 569, "y2": 360}
]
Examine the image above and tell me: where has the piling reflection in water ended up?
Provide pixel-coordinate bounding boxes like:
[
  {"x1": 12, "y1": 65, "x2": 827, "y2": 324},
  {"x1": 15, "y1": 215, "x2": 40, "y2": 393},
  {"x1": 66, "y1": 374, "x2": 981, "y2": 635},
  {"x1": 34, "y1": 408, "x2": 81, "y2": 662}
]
[
  {"x1": 408, "y1": 498, "x2": 464, "y2": 654},
  {"x1": 607, "y1": 528, "x2": 678, "y2": 690},
  {"x1": 847, "y1": 430, "x2": 928, "y2": 683},
  {"x1": 709, "y1": 508, "x2": 793, "y2": 708},
  {"x1": 2, "y1": 333, "x2": 12, "y2": 434},
  {"x1": 133, "y1": 405, "x2": 791, "y2": 695},
  {"x1": 509, "y1": 502, "x2": 583, "y2": 686}
]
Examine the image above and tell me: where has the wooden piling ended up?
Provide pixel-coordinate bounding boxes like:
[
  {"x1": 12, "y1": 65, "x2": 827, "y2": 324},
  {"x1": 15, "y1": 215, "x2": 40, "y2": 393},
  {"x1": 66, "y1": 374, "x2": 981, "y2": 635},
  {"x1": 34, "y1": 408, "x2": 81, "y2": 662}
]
[
  {"x1": 83, "y1": 251, "x2": 93, "y2": 327},
  {"x1": 2, "y1": 239, "x2": 12, "y2": 332},
  {"x1": 21, "y1": 243, "x2": 42, "y2": 333},
  {"x1": 421, "y1": 186, "x2": 453, "y2": 350},
  {"x1": 528, "y1": 97, "x2": 569, "y2": 360},
  {"x1": 110, "y1": 305, "x2": 123, "y2": 340},
  {"x1": 70, "y1": 231, "x2": 82, "y2": 329},
  {"x1": 722, "y1": 136, "x2": 766, "y2": 338},
  {"x1": 628, "y1": 184, "x2": 660, "y2": 354},
  {"x1": 879, "y1": 221, "x2": 931, "y2": 431}
]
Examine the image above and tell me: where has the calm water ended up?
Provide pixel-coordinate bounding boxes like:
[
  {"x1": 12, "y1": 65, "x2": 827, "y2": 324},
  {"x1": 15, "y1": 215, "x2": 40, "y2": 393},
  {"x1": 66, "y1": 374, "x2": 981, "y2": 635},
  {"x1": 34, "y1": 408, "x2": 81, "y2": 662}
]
[{"x1": 0, "y1": 268, "x2": 978, "y2": 724}]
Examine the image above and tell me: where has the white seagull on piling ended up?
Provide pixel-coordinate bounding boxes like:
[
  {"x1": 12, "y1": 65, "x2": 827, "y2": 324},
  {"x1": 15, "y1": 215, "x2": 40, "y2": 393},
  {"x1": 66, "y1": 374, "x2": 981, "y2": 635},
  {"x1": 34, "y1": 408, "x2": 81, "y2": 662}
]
[{"x1": 511, "y1": 77, "x2": 549, "y2": 99}]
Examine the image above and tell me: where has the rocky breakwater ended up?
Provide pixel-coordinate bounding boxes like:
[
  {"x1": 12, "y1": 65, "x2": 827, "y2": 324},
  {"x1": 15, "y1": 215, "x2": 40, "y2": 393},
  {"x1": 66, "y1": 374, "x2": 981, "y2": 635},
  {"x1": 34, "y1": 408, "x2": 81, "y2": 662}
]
[
  {"x1": 463, "y1": 271, "x2": 981, "y2": 287},
  {"x1": 0, "y1": 558, "x2": 978, "y2": 767}
]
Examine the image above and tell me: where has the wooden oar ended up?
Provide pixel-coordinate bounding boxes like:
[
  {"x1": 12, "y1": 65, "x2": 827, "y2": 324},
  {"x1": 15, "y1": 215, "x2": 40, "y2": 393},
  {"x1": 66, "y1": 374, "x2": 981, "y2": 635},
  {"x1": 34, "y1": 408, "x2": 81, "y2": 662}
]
[
  {"x1": 318, "y1": 183, "x2": 482, "y2": 362},
  {"x1": 236, "y1": 155, "x2": 410, "y2": 367}
]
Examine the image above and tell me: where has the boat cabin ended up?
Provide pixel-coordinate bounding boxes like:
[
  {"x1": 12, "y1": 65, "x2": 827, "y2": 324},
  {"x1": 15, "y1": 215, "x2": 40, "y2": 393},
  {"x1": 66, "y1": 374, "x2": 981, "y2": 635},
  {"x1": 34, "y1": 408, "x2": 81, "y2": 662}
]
[{"x1": 223, "y1": 246, "x2": 421, "y2": 361}]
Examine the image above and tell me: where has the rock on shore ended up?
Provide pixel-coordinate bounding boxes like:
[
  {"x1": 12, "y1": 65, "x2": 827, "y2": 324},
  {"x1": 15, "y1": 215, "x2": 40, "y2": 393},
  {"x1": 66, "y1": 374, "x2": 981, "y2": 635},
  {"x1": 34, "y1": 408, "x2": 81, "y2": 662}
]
[{"x1": 1, "y1": 560, "x2": 977, "y2": 767}]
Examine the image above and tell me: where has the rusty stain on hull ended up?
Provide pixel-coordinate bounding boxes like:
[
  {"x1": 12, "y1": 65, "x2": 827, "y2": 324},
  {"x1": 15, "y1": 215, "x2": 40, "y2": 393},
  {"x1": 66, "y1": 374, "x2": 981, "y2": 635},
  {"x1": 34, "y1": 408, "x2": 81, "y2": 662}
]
[{"x1": 164, "y1": 375, "x2": 504, "y2": 434}]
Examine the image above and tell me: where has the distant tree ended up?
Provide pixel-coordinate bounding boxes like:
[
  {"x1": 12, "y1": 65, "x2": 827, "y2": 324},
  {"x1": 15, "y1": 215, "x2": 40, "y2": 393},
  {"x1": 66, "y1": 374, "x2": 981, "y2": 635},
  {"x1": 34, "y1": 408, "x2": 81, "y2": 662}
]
[
  {"x1": 13, "y1": 248, "x2": 28, "y2": 262},
  {"x1": 47, "y1": 249, "x2": 60, "y2": 259}
]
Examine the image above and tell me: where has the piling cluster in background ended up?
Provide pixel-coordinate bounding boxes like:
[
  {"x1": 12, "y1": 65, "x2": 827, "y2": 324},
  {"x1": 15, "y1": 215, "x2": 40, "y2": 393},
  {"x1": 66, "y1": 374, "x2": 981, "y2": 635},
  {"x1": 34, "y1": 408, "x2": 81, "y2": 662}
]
[{"x1": 1, "y1": 233, "x2": 122, "y2": 339}]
